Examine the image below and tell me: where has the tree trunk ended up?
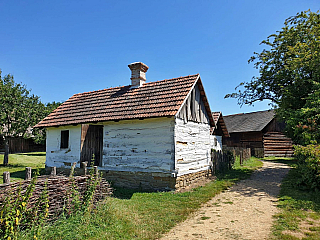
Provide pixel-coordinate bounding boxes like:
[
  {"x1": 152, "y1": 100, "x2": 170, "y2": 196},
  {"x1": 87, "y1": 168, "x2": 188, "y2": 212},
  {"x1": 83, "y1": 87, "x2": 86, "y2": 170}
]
[{"x1": 3, "y1": 137, "x2": 9, "y2": 166}]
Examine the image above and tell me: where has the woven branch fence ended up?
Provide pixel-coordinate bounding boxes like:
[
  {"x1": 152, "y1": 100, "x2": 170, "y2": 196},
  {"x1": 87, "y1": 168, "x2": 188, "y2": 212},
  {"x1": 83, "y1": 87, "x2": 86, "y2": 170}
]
[{"x1": 0, "y1": 168, "x2": 113, "y2": 221}]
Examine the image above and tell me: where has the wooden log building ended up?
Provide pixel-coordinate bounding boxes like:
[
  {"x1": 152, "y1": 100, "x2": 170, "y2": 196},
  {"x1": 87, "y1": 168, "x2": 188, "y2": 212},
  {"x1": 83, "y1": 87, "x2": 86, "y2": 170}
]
[
  {"x1": 34, "y1": 62, "x2": 217, "y2": 191},
  {"x1": 223, "y1": 110, "x2": 293, "y2": 157}
]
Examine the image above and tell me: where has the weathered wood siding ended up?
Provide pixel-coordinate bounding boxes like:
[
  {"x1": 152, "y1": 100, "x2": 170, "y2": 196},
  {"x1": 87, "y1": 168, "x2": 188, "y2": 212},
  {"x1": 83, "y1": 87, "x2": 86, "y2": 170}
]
[
  {"x1": 177, "y1": 84, "x2": 209, "y2": 124},
  {"x1": 80, "y1": 124, "x2": 103, "y2": 166},
  {"x1": 101, "y1": 117, "x2": 175, "y2": 173},
  {"x1": 46, "y1": 126, "x2": 81, "y2": 168},
  {"x1": 0, "y1": 137, "x2": 45, "y2": 153},
  {"x1": 175, "y1": 83, "x2": 212, "y2": 177},
  {"x1": 263, "y1": 132, "x2": 294, "y2": 157},
  {"x1": 175, "y1": 118, "x2": 211, "y2": 176}
]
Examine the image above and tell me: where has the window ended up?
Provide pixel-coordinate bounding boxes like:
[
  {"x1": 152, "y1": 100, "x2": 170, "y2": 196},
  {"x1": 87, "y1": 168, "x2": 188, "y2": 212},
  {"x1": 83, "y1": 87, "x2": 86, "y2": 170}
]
[{"x1": 60, "y1": 130, "x2": 69, "y2": 149}]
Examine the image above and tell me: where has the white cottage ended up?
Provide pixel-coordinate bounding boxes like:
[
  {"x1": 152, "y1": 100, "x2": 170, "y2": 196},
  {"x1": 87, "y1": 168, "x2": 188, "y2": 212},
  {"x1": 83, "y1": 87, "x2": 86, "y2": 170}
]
[
  {"x1": 211, "y1": 112, "x2": 229, "y2": 151},
  {"x1": 35, "y1": 62, "x2": 217, "y2": 190}
]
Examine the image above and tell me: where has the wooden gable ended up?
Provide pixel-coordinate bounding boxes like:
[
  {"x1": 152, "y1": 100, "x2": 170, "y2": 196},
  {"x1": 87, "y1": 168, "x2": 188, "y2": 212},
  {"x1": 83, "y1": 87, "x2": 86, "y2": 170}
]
[{"x1": 176, "y1": 83, "x2": 210, "y2": 124}]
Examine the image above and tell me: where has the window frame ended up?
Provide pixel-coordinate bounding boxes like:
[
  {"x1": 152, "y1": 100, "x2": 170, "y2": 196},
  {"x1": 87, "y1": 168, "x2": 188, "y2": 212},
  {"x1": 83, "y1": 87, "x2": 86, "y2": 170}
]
[{"x1": 60, "y1": 130, "x2": 69, "y2": 149}]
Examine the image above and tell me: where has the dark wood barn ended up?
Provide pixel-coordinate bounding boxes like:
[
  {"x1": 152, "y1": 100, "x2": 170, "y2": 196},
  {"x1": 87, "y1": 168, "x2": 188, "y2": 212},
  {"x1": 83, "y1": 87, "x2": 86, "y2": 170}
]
[
  {"x1": 223, "y1": 110, "x2": 293, "y2": 157},
  {"x1": 0, "y1": 137, "x2": 45, "y2": 154}
]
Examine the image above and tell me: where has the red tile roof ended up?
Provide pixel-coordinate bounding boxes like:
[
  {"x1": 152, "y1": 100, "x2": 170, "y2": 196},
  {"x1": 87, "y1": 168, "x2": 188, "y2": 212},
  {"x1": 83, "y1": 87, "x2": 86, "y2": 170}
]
[
  {"x1": 35, "y1": 74, "x2": 213, "y2": 128},
  {"x1": 211, "y1": 112, "x2": 229, "y2": 137},
  {"x1": 212, "y1": 112, "x2": 221, "y2": 125}
]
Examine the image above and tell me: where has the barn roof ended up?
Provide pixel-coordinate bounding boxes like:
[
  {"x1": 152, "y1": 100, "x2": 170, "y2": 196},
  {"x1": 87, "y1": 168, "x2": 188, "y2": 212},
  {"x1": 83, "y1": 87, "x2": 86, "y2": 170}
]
[
  {"x1": 35, "y1": 74, "x2": 214, "y2": 128},
  {"x1": 212, "y1": 112, "x2": 229, "y2": 137},
  {"x1": 223, "y1": 110, "x2": 275, "y2": 133}
]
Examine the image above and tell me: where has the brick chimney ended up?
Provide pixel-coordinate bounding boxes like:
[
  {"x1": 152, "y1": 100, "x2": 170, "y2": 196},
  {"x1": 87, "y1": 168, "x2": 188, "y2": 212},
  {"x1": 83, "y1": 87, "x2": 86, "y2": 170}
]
[{"x1": 128, "y1": 62, "x2": 149, "y2": 87}]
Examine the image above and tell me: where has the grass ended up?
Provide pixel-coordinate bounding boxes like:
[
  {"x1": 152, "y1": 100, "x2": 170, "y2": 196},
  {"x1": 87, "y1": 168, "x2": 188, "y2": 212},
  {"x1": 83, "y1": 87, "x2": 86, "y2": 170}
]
[
  {"x1": 17, "y1": 157, "x2": 262, "y2": 240},
  {"x1": 0, "y1": 152, "x2": 46, "y2": 183},
  {"x1": 266, "y1": 158, "x2": 320, "y2": 239}
]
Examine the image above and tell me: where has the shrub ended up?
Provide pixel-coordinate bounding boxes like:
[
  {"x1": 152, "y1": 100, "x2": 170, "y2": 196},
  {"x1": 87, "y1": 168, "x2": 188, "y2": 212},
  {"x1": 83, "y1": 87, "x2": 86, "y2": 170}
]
[
  {"x1": 294, "y1": 144, "x2": 320, "y2": 191},
  {"x1": 0, "y1": 163, "x2": 106, "y2": 239}
]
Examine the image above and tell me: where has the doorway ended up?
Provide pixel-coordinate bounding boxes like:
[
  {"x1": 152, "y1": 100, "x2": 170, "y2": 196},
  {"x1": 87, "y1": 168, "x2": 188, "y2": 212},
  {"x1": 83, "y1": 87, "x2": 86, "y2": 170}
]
[{"x1": 80, "y1": 124, "x2": 103, "y2": 166}]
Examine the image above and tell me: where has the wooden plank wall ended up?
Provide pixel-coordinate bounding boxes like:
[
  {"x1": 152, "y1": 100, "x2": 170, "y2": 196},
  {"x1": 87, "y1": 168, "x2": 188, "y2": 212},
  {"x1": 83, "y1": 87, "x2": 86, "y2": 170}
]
[
  {"x1": 80, "y1": 125, "x2": 103, "y2": 166},
  {"x1": 0, "y1": 137, "x2": 45, "y2": 153},
  {"x1": 263, "y1": 132, "x2": 294, "y2": 157},
  {"x1": 177, "y1": 84, "x2": 209, "y2": 124}
]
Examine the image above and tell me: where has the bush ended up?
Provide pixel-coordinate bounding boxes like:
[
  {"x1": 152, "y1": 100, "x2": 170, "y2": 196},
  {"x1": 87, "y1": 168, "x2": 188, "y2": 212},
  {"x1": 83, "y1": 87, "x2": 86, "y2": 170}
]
[{"x1": 294, "y1": 144, "x2": 320, "y2": 191}]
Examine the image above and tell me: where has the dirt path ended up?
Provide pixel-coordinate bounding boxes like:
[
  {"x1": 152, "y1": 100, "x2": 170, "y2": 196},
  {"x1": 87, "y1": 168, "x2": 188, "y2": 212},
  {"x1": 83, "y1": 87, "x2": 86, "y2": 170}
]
[{"x1": 161, "y1": 161, "x2": 290, "y2": 240}]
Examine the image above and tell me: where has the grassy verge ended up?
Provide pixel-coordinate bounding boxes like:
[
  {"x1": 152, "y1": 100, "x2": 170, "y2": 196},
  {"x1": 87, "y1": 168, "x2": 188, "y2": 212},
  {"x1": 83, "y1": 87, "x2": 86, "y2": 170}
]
[
  {"x1": 268, "y1": 158, "x2": 320, "y2": 239},
  {"x1": 18, "y1": 157, "x2": 262, "y2": 240},
  {"x1": 0, "y1": 152, "x2": 46, "y2": 183}
]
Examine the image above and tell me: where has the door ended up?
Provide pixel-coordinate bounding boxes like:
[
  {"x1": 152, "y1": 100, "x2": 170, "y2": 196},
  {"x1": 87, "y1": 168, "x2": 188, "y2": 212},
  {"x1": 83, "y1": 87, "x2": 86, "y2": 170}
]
[{"x1": 80, "y1": 124, "x2": 103, "y2": 166}]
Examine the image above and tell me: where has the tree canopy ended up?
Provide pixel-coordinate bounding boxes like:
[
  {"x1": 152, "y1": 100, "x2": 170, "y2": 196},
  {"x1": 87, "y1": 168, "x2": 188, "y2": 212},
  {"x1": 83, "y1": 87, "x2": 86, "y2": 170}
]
[
  {"x1": 0, "y1": 70, "x2": 61, "y2": 165},
  {"x1": 225, "y1": 10, "x2": 320, "y2": 145},
  {"x1": 32, "y1": 101, "x2": 63, "y2": 145}
]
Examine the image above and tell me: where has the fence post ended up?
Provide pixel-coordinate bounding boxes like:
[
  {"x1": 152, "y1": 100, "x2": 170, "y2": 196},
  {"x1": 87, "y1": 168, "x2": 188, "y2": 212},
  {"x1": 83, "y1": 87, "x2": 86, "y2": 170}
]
[
  {"x1": 69, "y1": 162, "x2": 77, "y2": 177},
  {"x1": 25, "y1": 167, "x2": 32, "y2": 180},
  {"x1": 82, "y1": 161, "x2": 88, "y2": 175},
  {"x1": 215, "y1": 151, "x2": 217, "y2": 173},
  {"x1": 51, "y1": 167, "x2": 56, "y2": 176},
  {"x1": 94, "y1": 166, "x2": 98, "y2": 176},
  {"x1": 3, "y1": 171, "x2": 10, "y2": 184}
]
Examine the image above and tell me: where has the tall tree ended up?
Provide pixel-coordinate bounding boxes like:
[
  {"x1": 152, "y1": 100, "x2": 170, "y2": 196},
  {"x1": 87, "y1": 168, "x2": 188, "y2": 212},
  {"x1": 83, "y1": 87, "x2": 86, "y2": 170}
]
[
  {"x1": 0, "y1": 70, "x2": 44, "y2": 165},
  {"x1": 225, "y1": 10, "x2": 320, "y2": 145},
  {"x1": 32, "y1": 101, "x2": 63, "y2": 145}
]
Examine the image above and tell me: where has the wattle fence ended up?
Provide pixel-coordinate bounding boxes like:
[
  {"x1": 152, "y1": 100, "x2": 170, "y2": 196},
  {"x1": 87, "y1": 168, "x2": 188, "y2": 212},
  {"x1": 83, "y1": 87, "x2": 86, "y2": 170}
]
[{"x1": 0, "y1": 166, "x2": 113, "y2": 221}]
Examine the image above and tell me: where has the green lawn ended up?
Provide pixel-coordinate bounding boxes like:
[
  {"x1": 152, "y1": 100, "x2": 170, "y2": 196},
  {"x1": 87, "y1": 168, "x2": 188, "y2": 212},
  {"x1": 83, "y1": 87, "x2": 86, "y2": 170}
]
[
  {"x1": 263, "y1": 158, "x2": 320, "y2": 240},
  {"x1": 17, "y1": 157, "x2": 263, "y2": 240},
  {"x1": 0, "y1": 152, "x2": 46, "y2": 183}
]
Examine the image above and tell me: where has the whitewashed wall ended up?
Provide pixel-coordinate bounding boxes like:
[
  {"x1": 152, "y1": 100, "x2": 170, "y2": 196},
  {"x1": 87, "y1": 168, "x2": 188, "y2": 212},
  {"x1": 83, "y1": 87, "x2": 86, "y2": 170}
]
[
  {"x1": 46, "y1": 125, "x2": 81, "y2": 168},
  {"x1": 174, "y1": 118, "x2": 211, "y2": 176},
  {"x1": 101, "y1": 117, "x2": 175, "y2": 173},
  {"x1": 45, "y1": 116, "x2": 213, "y2": 177},
  {"x1": 210, "y1": 135, "x2": 222, "y2": 151}
]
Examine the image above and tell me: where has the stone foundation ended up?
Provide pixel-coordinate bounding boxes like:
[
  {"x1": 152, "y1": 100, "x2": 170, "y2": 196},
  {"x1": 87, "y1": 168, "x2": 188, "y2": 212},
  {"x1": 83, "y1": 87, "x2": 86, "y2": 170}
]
[
  {"x1": 101, "y1": 171, "x2": 176, "y2": 191},
  {"x1": 175, "y1": 170, "x2": 212, "y2": 189},
  {"x1": 47, "y1": 166, "x2": 212, "y2": 191}
]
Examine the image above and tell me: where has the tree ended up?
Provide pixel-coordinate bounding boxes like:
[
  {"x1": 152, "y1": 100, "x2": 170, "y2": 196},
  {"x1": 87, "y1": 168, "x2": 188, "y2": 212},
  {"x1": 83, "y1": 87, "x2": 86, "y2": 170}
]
[
  {"x1": 0, "y1": 71, "x2": 45, "y2": 165},
  {"x1": 32, "y1": 101, "x2": 63, "y2": 145},
  {"x1": 225, "y1": 10, "x2": 320, "y2": 145}
]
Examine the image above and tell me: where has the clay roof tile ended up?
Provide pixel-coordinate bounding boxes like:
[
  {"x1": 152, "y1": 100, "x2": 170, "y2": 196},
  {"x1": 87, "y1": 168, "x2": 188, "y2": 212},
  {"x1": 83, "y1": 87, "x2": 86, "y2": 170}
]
[{"x1": 35, "y1": 74, "x2": 204, "y2": 128}]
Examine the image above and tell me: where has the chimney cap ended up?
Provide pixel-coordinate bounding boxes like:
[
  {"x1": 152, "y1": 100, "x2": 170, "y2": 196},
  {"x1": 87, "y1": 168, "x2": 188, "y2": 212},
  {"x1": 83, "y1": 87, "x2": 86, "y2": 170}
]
[
  {"x1": 128, "y1": 62, "x2": 149, "y2": 88},
  {"x1": 128, "y1": 62, "x2": 149, "y2": 72}
]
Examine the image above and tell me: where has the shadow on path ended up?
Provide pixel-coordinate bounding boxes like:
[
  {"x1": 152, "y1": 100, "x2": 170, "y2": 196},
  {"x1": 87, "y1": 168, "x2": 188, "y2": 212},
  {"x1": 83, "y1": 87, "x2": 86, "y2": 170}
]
[{"x1": 230, "y1": 161, "x2": 291, "y2": 199}]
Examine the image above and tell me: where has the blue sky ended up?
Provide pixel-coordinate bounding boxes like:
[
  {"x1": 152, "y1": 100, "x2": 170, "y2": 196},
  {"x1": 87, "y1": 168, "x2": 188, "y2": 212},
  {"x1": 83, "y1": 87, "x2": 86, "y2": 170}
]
[{"x1": 1, "y1": 0, "x2": 319, "y2": 115}]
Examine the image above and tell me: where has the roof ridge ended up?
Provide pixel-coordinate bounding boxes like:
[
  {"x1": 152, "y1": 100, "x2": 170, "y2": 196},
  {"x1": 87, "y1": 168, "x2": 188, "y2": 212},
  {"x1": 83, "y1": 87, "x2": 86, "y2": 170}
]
[
  {"x1": 225, "y1": 109, "x2": 274, "y2": 117},
  {"x1": 72, "y1": 74, "x2": 199, "y2": 97}
]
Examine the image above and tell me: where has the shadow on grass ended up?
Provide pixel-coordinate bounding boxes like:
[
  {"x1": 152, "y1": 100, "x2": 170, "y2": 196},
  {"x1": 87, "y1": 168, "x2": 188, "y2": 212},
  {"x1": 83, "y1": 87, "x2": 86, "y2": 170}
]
[
  {"x1": 278, "y1": 165, "x2": 320, "y2": 212},
  {"x1": 217, "y1": 168, "x2": 255, "y2": 182},
  {"x1": 263, "y1": 158, "x2": 297, "y2": 167},
  {"x1": 112, "y1": 186, "x2": 154, "y2": 199},
  {"x1": 0, "y1": 163, "x2": 26, "y2": 168},
  {"x1": 10, "y1": 170, "x2": 26, "y2": 179},
  {"x1": 261, "y1": 158, "x2": 320, "y2": 208},
  {"x1": 16, "y1": 152, "x2": 46, "y2": 157},
  {"x1": 1, "y1": 167, "x2": 46, "y2": 181},
  {"x1": 112, "y1": 166, "x2": 257, "y2": 200}
]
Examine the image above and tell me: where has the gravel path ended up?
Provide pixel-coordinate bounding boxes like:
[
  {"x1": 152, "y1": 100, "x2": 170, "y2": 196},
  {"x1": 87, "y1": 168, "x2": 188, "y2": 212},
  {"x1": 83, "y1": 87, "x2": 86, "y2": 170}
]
[{"x1": 161, "y1": 161, "x2": 290, "y2": 240}]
